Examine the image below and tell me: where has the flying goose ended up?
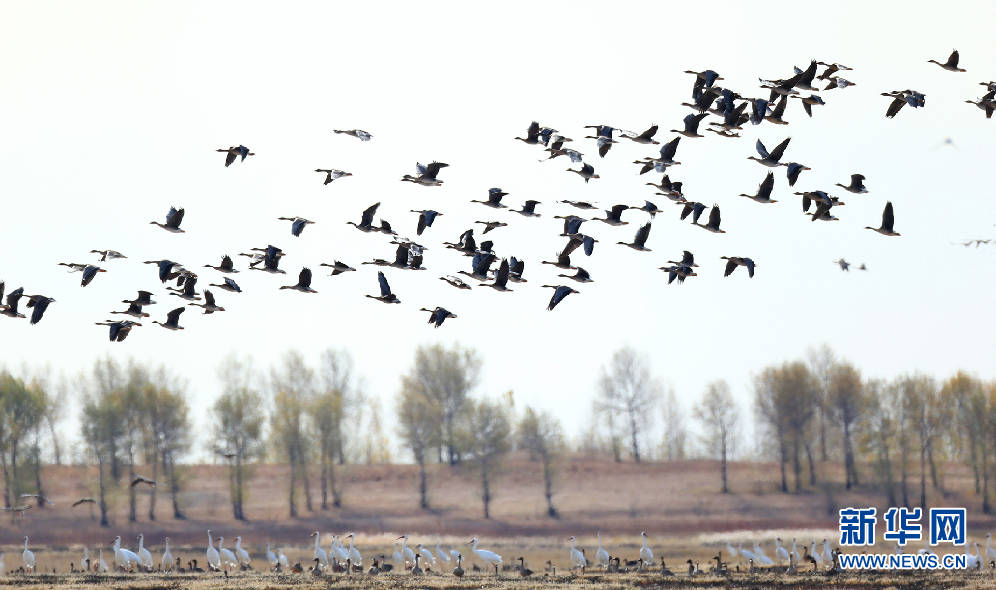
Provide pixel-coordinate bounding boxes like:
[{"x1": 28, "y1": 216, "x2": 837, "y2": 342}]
[
  {"x1": 347, "y1": 202, "x2": 381, "y2": 232},
  {"x1": 421, "y1": 307, "x2": 457, "y2": 327},
  {"x1": 153, "y1": 307, "x2": 185, "y2": 330},
  {"x1": 144, "y1": 259, "x2": 183, "y2": 282},
  {"x1": 618, "y1": 222, "x2": 652, "y2": 251},
  {"x1": 333, "y1": 129, "x2": 372, "y2": 141},
  {"x1": 513, "y1": 200, "x2": 541, "y2": 217},
  {"x1": 366, "y1": 271, "x2": 400, "y2": 303},
  {"x1": 835, "y1": 174, "x2": 868, "y2": 194},
  {"x1": 619, "y1": 125, "x2": 660, "y2": 144},
  {"x1": 319, "y1": 260, "x2": 356, "y2": 276},
  {"x1": 95, "y1": 319, "x2": 141, "y2": 342},
  {"x1": 558, "y1": 267, "x2": 593, "y2": 283},
  {"x1": 440, "y1": 275, "x2": 472, "y2": 290},
  {"x1": 24, "y1": 295, "x2": 55, "y2": 325},
  {"x1": 748, "y1": 138, "x2": 791, "y2": 167},
  {"x1": 739, "y1": 172, "x2": 776, "y2": 203},
  {"x1": 668, "y1": 250, "x2": 699, "y2": 268},
  {"x1": 401, "y1": 161, "x2": 449, "y2": 186},
  {"x1": 90, "y1": 249, "x2": 126, "y2": 261},
  {"x1": 514, "y1": 121, "x2": 541, "y2": 144},
  {"x1": 471, "y1": 188, "x2": 508, "y2": 208},
  {"x1": 865, "y1": 201, "x2": 900, "y2": 236},
  {"x1": 0, "y1": 284, "x2": 25, "y2": 319},
  {"x1": 679, "y1": 201, "x2": 707, "y2": 224},
  {"x1": 721, "y1": 256, "x2": 756, "y2": 278},
  {"x1": 150, "y1": 207, "x2": 185, "y2": 233},
  {"x1": 684, "y1": 69, "x2": 723, "y2": 87},
  {"x1": 80, "y1": 265, "x2": 107, "y2": 287},
  {"x1": 111, "y1": 302, "x2": 150, "y2": 318},
  {"x1": 567, "y1": 163, "x2": 599, "y2": 183},
  {"x1": 280, "y1": 268, "x2": 318, "y2": 293},
  {"x1": 315, "y1": 168, "x2": 352, "y2": 184},
  {"x1": 928, "y1": 49, "x2": 966, "y2": 72},
  {"x1": 696, "y1": 206, "x2": 726, "y2": 233},
  {"x1": 190, "y1": 290, "x2": 226, "y2": 313},
  {"x1": 209, "y1": 277, "x2": 242, "y2": 293},
  {"x1": 792, "y1": 94, "x2": 826, "y2": 117},
  {"x1": 474, "y1": 220, "x2": 507, "y2": 234},
  {"x1": 279, "y1": 216, "x2": 314, "y2": 237},
  {"x1": 216, "y1": 145, "x2": 253, "y2": 167},
  {"x1": 594, "y1": 204, "x2": 632, "y2": 226},
  {"x1": 785, "y1": 162, "x2": 811, "y2": 186},
  {"x1": 558, "y1": 200, "x2": 599, "y2": 210},
  {"x1": 671, "y1": 113, "x2": 708, "y2": 138},
  {"x1": 204, "y1": 255, "x2": 238, "y2": 273},
  {"x1": 764, "y1": 96, "x2": 790, "y2": 125},
  {"x1": 543, "y1": 285, "x2": 579, "y2": 311}
]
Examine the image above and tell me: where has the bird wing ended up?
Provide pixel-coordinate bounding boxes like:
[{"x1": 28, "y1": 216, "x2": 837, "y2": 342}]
[
  {"x1": 394, "y1": 243, "x2": 410, "y2": 265},
  {"x1": 708, "y1": 206, "x2": 721, "y2": 228},
  {"x1": 659, "y1": 137, "x2": 680, "y2": 161},
  {"x1": 224, "y1": 277, "x2": 240, "y2": 290},
  {"x1": 883, "y1": 201, "x2": 895, "y2": 231},
  {"x1": 561, "y1": 236, "x2": 582, "y2": 257},
  {"x1": 361, "y1": 202, "x2": 380, "y2": 226},
  {"x1": 755, "y1": 139, "x2": 770, "y2": 159},
  {"x1": 947, "y1": 50, "x2": 960, "y2": 68},
  {"x1": 769, "y1": 137, "x2": 790, "y2": 161},
  {"x1": 299, "y1": 267, "x2": 312, "y2": 288},
  {"x1": 204, "y1": 290, "x2": 216, "y2": 306},
  {"x1": 581, "y1": 163, "x2": 594, "y2": 175},
  {"x1": 759, "y1": 172, "x2": 775, "y2": 199},
  {"x1": 886, "y1": 97, "x2": 905, "y2": 118},
  {"x1": 691, "y1": 203, "x2": 706, "y2": 224},
  {"x1": 417, "y1": 213, "x2": 427, "y2": 236},
  {"x1": 634, "y1": 223, "x2": 651, "y2": 247},
  {"x1": 724, "y1": 259, "x2": 737, "y2": 276},
  {"x1": 225, "y1": 150, "x2": 237, "y2": 167},
  {"x1": 425, "y1": 162, "x2": 448, "y2": 178},
  {"x1": 168, "y1": 207, "x2": 185, "y2": 228},
  {"x1": 377, "y1": 271, "x2": 391, "y2": 297},
  {"x1": 851, "y1": 173, "x2": 865, "y2": 184},
  {"x1": 494, "y1": 258, "x2": 509, "y2": 287},
  {"x1": 610, "y1": 204, "x2": 628, "y2": 219},
  {"x1": 166, "y1": 307, "x2": 185, "y2": 324}
]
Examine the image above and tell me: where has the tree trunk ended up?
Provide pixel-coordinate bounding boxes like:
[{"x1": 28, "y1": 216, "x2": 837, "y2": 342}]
[
  {"x1": 164, "y1": 450, "x2": 184, "y2": 519},
  {"x1": 481, "y1": 459, "x2": 491, "y2": 519},
  {"x1": 47, "y1": 419, "x2": 63, "y2": 466},
  {"x1": 148, "y1": 447, "x2": 159, "y2": 521},
  {"x1": 792, "y1": 437, "x2": 802, "y2": 492},
  {"x1": 288, "y1": 448, "x2": 298, "y2": 518},
  {"x1": 982, "y1": 440, "x2": 991, "y2": 514},
  {"x1": 818, "y1": 406, "x2": 828, "y2": 461},
  {"x1": 803, "y1": 437, "x2": 817, "y2": 486},
  {"x1": 301, "y1": 456, "x2": 314, "y2": 512},
  {"x1": 234, "y1": 453, "x2": 245, "y2": 520},
  {"x1": 778, "y1": 439, "x2": 788, "y2": 493},
  {"x1": 320, "y1": 446, "x2": 329, "y2": 510},
  {"x1": 32, "y1": 445, "x2": 46, "y2": 508},
  {"x1": 970, "y1": 439, "x2": 981, "y2": 495},
  {"x1": 417, "y1": 451, "x2": 428, "y2": 509},
  {"x1": 843, "y1": 420, "x2": 855, "y2": 489},
  {"x1": 97, "y1": 449, "x2": 109, "y2": 527},
  {"x1": 127, "y1": 444, "x2": 137, "y2": 522},
  {"x1": 329, "y1": 461, "x2": 341, "y2": 508},
  {"x1": 1, "y1": 452, "x2": 11, "y2": 508},
  {"x1": 720, "y1": 434, "x2": 729, "y2": 494},
  {"x1": 927, "y1": 441, "x2": 941, "y2": 492},
  {"x1": 10, "y1": 440, "x2": 20, "y2": 501},
  {"x1": 919, "y1": 441, "x2": 927, "y2": 510},
  {"x1": 542, "y1": 452, "x2": 557, "y2": 517},
  {"x1": 628, "y1": 411, "x2": 641, "y2": 464}
]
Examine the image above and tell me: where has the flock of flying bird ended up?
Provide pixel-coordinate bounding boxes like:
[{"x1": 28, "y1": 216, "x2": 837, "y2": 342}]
[{"x1": 0, "y1": 50, "x2": 991, "y2": 341}]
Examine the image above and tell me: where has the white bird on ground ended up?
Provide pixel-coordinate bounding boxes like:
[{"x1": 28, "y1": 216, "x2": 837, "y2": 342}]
[
  {"x1": 206, "y1": 530, "x2": 221, "y2": 571},
  {"x1": 791, "y1": 538, "x2": 801, "y2": 565},
  {"x1": 218, "y1": 537, "x2": 238, "y2": 571},
  {"x1": 822, "y1": 539, "x2": 833, "y2": 563},
  {"x1": 739, "y1": 542, "x2": 758, "y2": 562},
  {"x1": 346, "y1": 534, "x2": 362, "y2": 566},
  {"x1": 753, "y1": 541, "x2": 774, "y2": 566},
  {"x1": 235, "y1": 536, "x2": 251, "y2": 567},
  {"x1": 468, "y1": 537, "x2": 503, "y2": 575},
  {"x1": 161, "y1": 537, "x2": 174, "y2": 572},
  {"x1": 311, "y1": 531, "x2": 329, "y2": 566},
  {"x1": 726, "y1": 542, "x2": 740, "y2": 563},
  {"x1": 418, "y1": 543, "x2": 436, "y2": 566},
  {"x1": 449, "y1": 549, "x2": 462, "y2": 563},
  {"x1": 986, "y1": 533, "x2": 996, "y2": 562},
  {"x1": 596, "y1": 533, "x2": 610, "y2": 568},
  {"x1": 640, "y1": 532, "x2": 654, "y2": 567},
  {"x1": 81, "y1": 547, "x2": 90, "y2": 572},
  {"x1": 809, "y1": 541, "x2": 822, "y2": 565},
  {"x1": 113, "y1": 536, "x2": 141, "y2": 571},
  {"x1": 266, "y1": 543, "x2": 278, "y2": 568},
  {"x1": 278, "y1": 548, "x2": 289, "y2": 569},
  {"x1": 22, "y1": 537, "x2": 35, "y2": 572},
  {"x1": 98, "y1": 548, "x2": 109, "y2": 572},
  {"x1": 775, "y1": 538, "x2": 790, "y2": 565},
  {"x1": 966, "y1": 543, "x2": 982, "y2": 569},
  {"x1": 568, "y1": 536, "x2": 586, "y2": 571},
  {"x1": 397, "y1": 535, "x2": 416, "y2": 564},
  {"x1": 331, "y1": 535, "x2": 349, "y2": 564},
  {"x1": 137, "y1": 534, "x2": 154, "y2": 570},
  {"x1": 0, "y1": 551, "x2": 5, "y2": 574},
  {"x1": 436, "y1": 544, "x2": 451, "y2": 564}
]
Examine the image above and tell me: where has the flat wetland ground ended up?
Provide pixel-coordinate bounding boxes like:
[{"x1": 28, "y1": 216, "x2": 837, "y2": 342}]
[{"x1": 2, "y1": 456, "x2": 995, "y2": 588}]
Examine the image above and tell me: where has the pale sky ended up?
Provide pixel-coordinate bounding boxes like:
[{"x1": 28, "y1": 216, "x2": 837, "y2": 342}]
[{"x1": 1, "y1": 1, "x2": 994, "y2": 459}]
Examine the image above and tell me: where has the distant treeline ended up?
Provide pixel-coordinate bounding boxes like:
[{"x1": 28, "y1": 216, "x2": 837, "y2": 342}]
[{"x1": 0, "y1": 344, "x2": 990, "y2": 526}]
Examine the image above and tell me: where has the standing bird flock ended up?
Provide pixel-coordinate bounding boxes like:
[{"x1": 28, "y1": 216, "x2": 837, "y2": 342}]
[{"x1": 2, "y1": 50, "x2": 988, "y2": 339}]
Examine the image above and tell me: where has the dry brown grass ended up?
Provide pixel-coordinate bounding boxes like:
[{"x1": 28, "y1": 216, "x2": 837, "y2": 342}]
[{"x1": 2, "y1": 453, "x2": 993, "y2": 580}]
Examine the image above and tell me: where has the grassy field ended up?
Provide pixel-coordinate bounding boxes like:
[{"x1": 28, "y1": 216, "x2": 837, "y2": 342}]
[
  {"x1": 1, "y1": 568, "x2": 993, "y2": 590},
  {"x1": 1, "y1": 454, "x2": 994, "y2": 587}
]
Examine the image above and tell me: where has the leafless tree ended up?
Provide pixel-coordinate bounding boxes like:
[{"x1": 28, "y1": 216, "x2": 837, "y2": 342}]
[
  {"x1": 595, "y1": 347, "x2": 661, "y2": 463},
  {"x1": 660, "y1": 387, "x2": 687, "y2": 461},
  {"x1": 270, "y1": 350, "x2": 316, "y2": 516},
  {"x1": 407, "y1": 344, "x2": 481, "y2": 465},
  {"x1": 695, "y1": 380, "x2": 739, "y2": 493},
  {"x1": 213, "y1": 355, "x2": 265, "y2": 521},
  {"x1": 397, "y1": 377, "x2": 440, "y2": 509},
  {"x1": 465, "y1": 398, "x2": 512, "y2": 519},
  {"x1": 517, "y1": 406, "x2": 564, "y2": 517}
]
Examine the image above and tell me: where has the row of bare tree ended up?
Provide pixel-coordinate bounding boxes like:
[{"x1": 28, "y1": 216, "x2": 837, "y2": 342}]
[{"x1": 1, "y1": 344, "x2": 991, "y2": 525}]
